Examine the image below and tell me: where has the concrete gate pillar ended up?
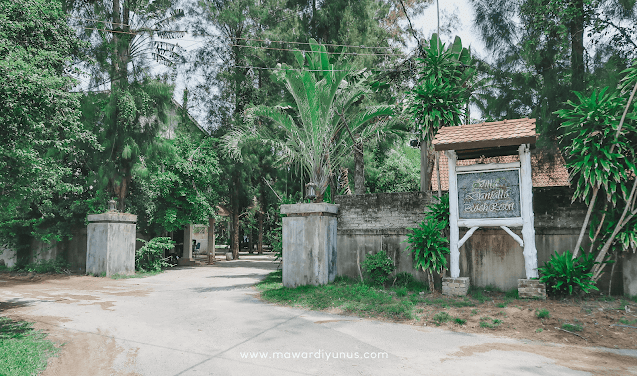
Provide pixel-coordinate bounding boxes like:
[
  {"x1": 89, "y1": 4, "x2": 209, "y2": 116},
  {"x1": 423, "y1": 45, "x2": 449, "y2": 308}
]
[
  {"x1": 281, "y1": 203, "x2": 339, "y2": 288},
  {"x1": 86, "y1": 201, "x2": 137, "y2": 277}
]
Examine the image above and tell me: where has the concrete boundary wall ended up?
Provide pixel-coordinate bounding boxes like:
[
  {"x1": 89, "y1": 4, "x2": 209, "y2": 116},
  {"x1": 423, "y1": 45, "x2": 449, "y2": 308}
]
[{"x1": 335, "y1": 188, "x2": 624, "y2": 293}]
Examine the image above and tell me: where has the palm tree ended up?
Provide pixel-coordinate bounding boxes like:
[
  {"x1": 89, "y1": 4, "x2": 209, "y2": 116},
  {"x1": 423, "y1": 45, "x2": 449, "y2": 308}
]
[{"x1": 225, "y1": 39, "x2": 394, "y2": 202}]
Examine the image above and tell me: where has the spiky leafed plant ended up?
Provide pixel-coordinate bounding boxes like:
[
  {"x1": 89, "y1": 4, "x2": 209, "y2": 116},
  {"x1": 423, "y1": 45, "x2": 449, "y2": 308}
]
[
  {"x1": 224, "y1": 39, "x2": 394, "y2": 202},
  {"x1": 407, "y1": 34, "x2": 476, "y2": 192}
]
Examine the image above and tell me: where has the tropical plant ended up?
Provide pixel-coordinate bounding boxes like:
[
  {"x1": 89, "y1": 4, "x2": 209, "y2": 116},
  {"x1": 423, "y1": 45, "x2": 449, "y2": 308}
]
[
  {"x1": 404, "y1": 218, "x2": 450, "y2": 291},
  {"x1": 425, "y1": 193, "x2": 450, "y2": 230},
  {"x1": 556, "y1": 59, "x2": 637, "y2": 280},
  {"x1": 224, "y1": 39, "x2": 394, "y2": 201},
  {"x1": 407, "y1": 34, "x2": 477, "y2": 191},
  {"x1": 361, "y1": 250, "x2": 395, "y2": 286},
  {"x1": 538, "y1": 250, "x2": 600, "y2": 296},
  {"x1": 135, "y1": 237, "x2": 175, "y2": 272}
]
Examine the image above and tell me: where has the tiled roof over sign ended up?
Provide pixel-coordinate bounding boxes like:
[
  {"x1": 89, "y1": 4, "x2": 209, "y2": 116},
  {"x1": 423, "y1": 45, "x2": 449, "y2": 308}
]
[
  {"x1": 433, "y1": 118, "x2": 538, "y2": 151},
  {"x1": 430, "y1": 150, "x2": 571, "y2": 190}
]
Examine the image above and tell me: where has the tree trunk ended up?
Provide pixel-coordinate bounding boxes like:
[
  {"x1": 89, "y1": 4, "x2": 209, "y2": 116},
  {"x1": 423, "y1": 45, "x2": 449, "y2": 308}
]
[
  {"x1": 354, "y1": 139, "x2": 364, "y2": 195},
  {"x1": 420, "y1": 139, "x2": 429, "y2": 192},
  {"x1": 570, "y1": 0, "x2": 585, "y2": 93},
  {"x1": 231, "y1": 172, "x2": 240, "y2": 260},
  {"x1": 208, "y1": 217, "x2": 215, "y2": 264},
  {"x1": 258, "y1": 210, "x2": 263, "y2": 255},
  {"x1": 248, "y1": 228, "x2": 254, "y2": 254}
]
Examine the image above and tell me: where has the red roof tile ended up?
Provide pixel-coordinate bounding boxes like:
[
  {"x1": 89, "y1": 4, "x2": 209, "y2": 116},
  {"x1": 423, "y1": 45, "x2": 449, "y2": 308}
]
[
  {"x1": 430, "y1": 150, "x2": 571, "y2": 190},
  {"x1": 433, "y1": 118, "x2": 538, "y2": 151}
]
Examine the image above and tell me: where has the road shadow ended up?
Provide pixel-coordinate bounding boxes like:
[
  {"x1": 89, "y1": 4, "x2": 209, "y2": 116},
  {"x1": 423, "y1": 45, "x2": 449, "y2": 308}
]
[{"x1": 190, "y1": 283, "x2": 257, "y2": 293}]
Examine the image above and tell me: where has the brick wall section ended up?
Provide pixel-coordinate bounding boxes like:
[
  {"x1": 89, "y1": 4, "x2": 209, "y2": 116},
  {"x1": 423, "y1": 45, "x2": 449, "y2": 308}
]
[
  {"x1": 518, "y1": 279, "x2": 547, "y2": 299},
  {"x1": 335, "y1": 192, "x2": 435, "y2": 233}
]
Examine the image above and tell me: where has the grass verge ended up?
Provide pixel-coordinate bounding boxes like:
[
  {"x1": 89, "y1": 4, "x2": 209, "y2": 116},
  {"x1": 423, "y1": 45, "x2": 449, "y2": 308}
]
[
  {"x1": 0, "y1": 317, "x2": 58, "y2": 376},
  {"x1": 256, "y1": 271, "x2": 417, "y2": 320}
]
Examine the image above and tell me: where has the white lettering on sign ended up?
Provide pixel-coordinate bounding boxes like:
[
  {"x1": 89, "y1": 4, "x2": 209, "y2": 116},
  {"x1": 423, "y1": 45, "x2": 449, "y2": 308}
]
[{"x1": 457, "y1": 169, "x2": 521, "y2": 219}]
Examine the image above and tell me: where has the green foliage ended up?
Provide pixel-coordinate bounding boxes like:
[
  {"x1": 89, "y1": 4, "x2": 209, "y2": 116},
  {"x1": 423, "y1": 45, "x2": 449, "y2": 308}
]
[
  {"x1": 454, "y1": 318, "x2": 467, "y2": 325},
  {"x1": 135, "y1": 237, "x2": 175, "y2": 272},
  {"x1": 538, "y1": 250, "x2": 600, "y2": 295},
  {"x1": 407, "y1": 34, "x2": 477, "y2": 141},
  {"x1": 426, "y1": 193, "x2": 450, "y2": 229},
  {"x1": 227, "y1": 39, "x2": 394, "y2": 201},
  {"x1": 394, "y1": 287, "x2": 408, "y2": 297},
  {"x1": 0, "y1": 0, "x2": 97, "y2": 248},
  {"x1": 505, "y1": 288, "x2": 520, "y2": 299},
  {"x1": 618, "y1": 317, "x2": 637, "y2": 325},
  {"x1": 361, "y1": 250, "x2": 395, "y2": 286},
  {"x1": 0, "y1": 317, "x2": 58, "y2": 376},
  {"x1": 556, "y1": 86, "x2": 637, "y2": 207},
  {"x1": 365, "y1": 145, "x2": 420, "y2": 193},
  {"x1": 535, "y1": 309, "x2": 550, "y2": 319},
  {"x1": 561, "y1": 323, "x2": 583, "y2": 332},
  {"x1": 432, "y1": 311, "x2": 453, "y2": 325},
  {"x1": 392, "y1": 272, "x2": 428, "y2": 292},
  {"x1": 404, "y1": 219, "x2": 450, "y2": 276},
  {"x1": 257, "y1": 271, "x2": 415, "y2": 320},
  {"x1": 479, "y1": 317, "x2": 502, "y2": 329},
  {"x1": 14, "y1": 256, "x2": 70, "y2": 274},
  {"x1": 133, "y1": 133, "x2": 221, "y2": 233}
]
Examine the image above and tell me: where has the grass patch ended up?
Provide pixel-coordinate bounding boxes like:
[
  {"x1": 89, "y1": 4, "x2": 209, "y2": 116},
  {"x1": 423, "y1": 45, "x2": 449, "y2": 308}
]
[
  {"x1": 479, "y1": 317, "x2": 502, "y2": 329},
  {"x1": 394, "y1": 287, "x2": 408, "y2": 297},
  {"x1": 468, "y1": 288, "x2": 489, "y2": 303},
  {"x1": 256, "y1": 271, "x2": 414, "y2": 319},
  {"x1": 14, "y1": 257, "x2": 70, "y2": 274},
  {"x1": 618, "y1": 317, "x2": 637, "y2": 326},
  {"x1": 505, "y1": 288, "x2": 519, "y2": 299},
  {"x1": 0, "y1": 317, "x2": 58, "y2": 376},
  {"x1": 561, "y1": 323, "x2": 583, "y2": 332},
  {"x1": 454, "y1": 318, "x2": 466, "y2": 325},
  {"x1": 496, "y1": 298, "x2": 513, "y2": 308},
  {"x1": 535, "y1": 328, "x2": 543, "y2": 333},
  {"x1": 535, "y1": 309, "x2": 550, "y2": 319},
  {"x1": 483, "y1": 285, "x2": 502, "y2": 293},
  {"x1": 392, "y1": 272, "x2": 429, "y2": 292},
  {"x1": 110, "y1": 270, "x2": 163, "y2": 279},
  {"x1": 432, "y1": 312, "x2": 452, "y2": 325}
]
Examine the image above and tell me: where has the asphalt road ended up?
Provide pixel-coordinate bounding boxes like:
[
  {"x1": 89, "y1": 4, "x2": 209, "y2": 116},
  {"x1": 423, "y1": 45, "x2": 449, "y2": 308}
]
[{"x1": 1, "y1": 255, "x2": 636, "y2": 375}]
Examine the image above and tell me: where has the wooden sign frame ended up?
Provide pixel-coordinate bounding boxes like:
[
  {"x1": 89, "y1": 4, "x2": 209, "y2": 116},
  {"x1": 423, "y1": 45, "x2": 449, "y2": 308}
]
[{"x1": 445, "y1": 144, "x2": 538, "y2": 279}]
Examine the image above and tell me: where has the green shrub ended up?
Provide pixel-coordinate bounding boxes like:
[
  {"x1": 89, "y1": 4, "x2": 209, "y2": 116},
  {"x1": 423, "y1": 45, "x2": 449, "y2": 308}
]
[
  {"x1": 393, "y1": 272, "x2": 429, "y2": 292},
  {"x1": 538, "y1": 250, "x2": 599, "y2": 295},
  {"x1": 505, "y1": 288, "x2": 519, "y2": 299},
  {"x1": 394, "y1": 287, "x2": 408, "y2": 297},
  {"x1": 535, "y1": 309, "x2": 550, "y2": 319},
  {"x1": 14, "y1": 256, "x2": 70, "y2": 274},
  {"x1": 561, "y1": 323, "x2": 583, "y2": 332},
  {"x1": 361, "y1": 250, "x2": 395, "y2": 286},
  {"x1": 432, "y1": 311, "x2": 452, "y2": 325},
  {"x1": 454, "y1": 318, "x2": 466, "y2": 325},
  {"x1": 404, "y1": 219, "x2": 449, "y2": 288},
  {"x1": 479, "y1": 317, "x2": 502, "y2": 328},
  {"x1": 136, "y1": 237, "x2": 175, "y2": 272}
]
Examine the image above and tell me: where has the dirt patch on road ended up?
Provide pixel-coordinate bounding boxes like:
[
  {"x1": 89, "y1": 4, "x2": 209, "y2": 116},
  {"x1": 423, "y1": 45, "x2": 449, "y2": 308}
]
[
  {"x1": 0, "y1": 272, "x2": 150, "y2": 311},
  {"x1": 41, "y1": 328, "x2": 140, "y2": 376},
  {"x1": 0, "y1": 272, "x2": 145, "y2": 376},
  {"x1": 444, "y1": 342, "x2": 637, "y2": 375}
]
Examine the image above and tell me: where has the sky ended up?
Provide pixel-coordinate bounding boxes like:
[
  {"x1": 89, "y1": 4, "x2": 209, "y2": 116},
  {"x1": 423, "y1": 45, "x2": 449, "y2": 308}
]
[{"x1": 413, "y1": 0, "x2": 485, "y2": 59}]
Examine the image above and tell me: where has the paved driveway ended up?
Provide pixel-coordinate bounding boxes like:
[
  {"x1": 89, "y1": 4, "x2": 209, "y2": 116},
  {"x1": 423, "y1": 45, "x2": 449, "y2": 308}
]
[{"x1": 1, "y1": 255, "x2": 636, "y2": 375}]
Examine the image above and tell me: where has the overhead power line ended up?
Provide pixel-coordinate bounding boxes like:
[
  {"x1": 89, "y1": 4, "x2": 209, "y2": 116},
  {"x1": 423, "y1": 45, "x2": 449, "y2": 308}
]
[
  {"x1": 228, "y1": 44, "x2": 404, "y2": 57},
  {"x1": 232, "y1": 65, "x2": 410, "y2": 72},
  {"x1": 68, "y1": 16, "x2": 402, "y2": 51}
]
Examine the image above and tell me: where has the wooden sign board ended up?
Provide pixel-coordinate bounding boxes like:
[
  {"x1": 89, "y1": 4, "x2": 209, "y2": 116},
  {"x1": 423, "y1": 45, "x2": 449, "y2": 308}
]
[{"x1": 457, "y1": 169, "x2": 521, "y2": 219}]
